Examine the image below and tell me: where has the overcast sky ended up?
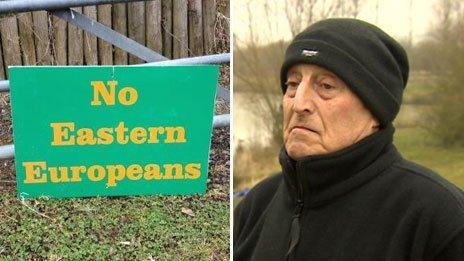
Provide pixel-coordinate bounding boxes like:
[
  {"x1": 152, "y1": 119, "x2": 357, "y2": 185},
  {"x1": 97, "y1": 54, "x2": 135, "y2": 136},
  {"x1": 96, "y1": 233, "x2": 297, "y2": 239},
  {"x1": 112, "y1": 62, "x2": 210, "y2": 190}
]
[{"x1": 233, "y1": 0, "x2": 440, "y2": 45}]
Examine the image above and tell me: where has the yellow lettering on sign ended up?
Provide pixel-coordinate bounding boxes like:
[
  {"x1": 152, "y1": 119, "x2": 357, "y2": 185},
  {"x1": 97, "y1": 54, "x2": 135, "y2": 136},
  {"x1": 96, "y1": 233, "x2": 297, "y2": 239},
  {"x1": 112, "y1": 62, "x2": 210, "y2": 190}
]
[
  {"x1": 21, "y1": 162, "x2": 203, "y2": 187},
  {"x1": 127, "y1": 164, "x2": 143, "y2": 180},
  {"x1": 147, "y1": 127, "x2": 165, "y2": 143},
  {"x1": 23, "y1": 161, "x2": 47, "y2": 184},
  {"x1": 97, "y1": 127, "x2": 114, "y2": 145},
  {"x1": 130, "y1": 127, "x2": 147, "y2": 144},
  {"x1": 115, "y1": 121, "x2": 129, "y2": 144},
  {"x1": 87, "y1": 165, "x2": 105, "y2": 181},
  {"x1": 165, "y1": 127, "x2": 186, "y2": 143},
  {"x1": 185, "y1": 163, "x2": 201, "y2": 179},
  {"x1": 49, "y1": 166, "x2": 70, "y2": 183},
  {"x1": 163, "y1": 163, "x2": 183, "y2": 179},
  {"x1": 49, "y1": 122, "x2": 189, "y2": 146},
  {"x1": 90, "y1": 81, "x2": 138, "y2": 106},
  {"x1": 91, "y1": 80, "x2": 117, "y2": 106},
  {"x1": 77, "y1": 128, "x2": 97, "y2": 145},
  {"x1": 50, "y1": 122, "x2": 75, "y2": 146},
  {"x1": 143, "y1": 164, "x2": 162, "y2": 180},
  {"x1": 106, "y1": 165, "x2": 126, "y2": 187},
  {"x1": 70, "y1": 166, "x2": 86, "y2": 182},
  {"x1": 118, "y1": 87, "x2": 138, "y2": 105}
]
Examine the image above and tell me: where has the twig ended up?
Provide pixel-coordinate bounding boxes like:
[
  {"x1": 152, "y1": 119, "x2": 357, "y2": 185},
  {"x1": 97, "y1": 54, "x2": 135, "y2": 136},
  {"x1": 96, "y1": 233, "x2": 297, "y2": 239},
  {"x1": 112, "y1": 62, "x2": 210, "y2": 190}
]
[
  {"x1": 161, "y1": 23, "x2": 195, "y2": 57},
  {"x1": 19, "y1": 192, "x2": 53, "y2": 220},
  {"x1": 4, "y1": 213, "x2": 17, "y2": 224}
]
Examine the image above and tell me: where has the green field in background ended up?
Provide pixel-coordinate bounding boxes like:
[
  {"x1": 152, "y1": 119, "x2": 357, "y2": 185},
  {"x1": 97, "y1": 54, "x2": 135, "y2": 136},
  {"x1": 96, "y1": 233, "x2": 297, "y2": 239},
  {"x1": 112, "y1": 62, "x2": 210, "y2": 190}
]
[{"x1": 394, "y1": 127, "x2": 464, "y2": 189}]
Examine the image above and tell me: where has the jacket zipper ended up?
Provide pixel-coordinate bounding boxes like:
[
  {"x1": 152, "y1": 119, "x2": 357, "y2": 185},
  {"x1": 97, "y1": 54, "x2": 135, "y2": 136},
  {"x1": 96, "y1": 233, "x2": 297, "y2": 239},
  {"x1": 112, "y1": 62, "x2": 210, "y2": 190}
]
[{"x1": 286, "y1": 168, "x2": 304, "y2": 261}]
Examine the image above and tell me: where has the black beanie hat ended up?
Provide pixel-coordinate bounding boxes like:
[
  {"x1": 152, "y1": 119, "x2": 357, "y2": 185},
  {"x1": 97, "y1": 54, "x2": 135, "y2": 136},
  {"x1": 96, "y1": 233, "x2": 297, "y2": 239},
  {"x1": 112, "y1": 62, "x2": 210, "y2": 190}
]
[{"x1": 280, "y1": 18, "x2": 409, "y2": 127}]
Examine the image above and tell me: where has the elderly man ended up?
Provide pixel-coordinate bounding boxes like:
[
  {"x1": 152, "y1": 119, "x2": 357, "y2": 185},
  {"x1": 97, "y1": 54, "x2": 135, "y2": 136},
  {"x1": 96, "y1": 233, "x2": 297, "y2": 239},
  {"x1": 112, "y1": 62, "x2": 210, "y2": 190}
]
[{"x1": 234, "y1": 19, "x2": 464, "y2": 261}]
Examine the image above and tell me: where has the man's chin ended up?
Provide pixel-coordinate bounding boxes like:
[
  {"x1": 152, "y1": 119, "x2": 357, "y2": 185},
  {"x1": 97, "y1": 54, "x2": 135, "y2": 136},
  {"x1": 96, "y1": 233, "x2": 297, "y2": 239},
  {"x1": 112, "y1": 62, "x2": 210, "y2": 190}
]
[{"x1": 285, "y1": 143, "x2": 326, "y2": 160}]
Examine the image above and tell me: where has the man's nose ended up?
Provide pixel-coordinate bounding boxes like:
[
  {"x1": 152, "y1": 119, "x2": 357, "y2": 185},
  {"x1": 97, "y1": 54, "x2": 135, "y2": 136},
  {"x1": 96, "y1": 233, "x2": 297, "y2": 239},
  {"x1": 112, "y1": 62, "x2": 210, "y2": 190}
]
[{"x1": 292, "y1": 80, "x2": 316, "y2": 114}]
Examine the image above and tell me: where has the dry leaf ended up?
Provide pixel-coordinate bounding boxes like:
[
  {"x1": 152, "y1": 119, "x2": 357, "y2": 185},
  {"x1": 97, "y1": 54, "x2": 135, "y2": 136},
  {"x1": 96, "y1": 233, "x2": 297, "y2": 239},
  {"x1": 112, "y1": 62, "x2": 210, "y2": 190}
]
[{"x1": 181, "y1": 207, "x2": 195, "y2": 217}]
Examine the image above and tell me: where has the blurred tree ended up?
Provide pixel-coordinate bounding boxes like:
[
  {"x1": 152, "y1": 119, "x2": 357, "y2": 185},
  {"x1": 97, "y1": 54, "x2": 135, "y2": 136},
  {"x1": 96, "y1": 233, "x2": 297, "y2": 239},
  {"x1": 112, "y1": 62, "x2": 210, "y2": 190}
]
[{"x1": 424, "y1": 0, "x2": 464, "y2": 146}]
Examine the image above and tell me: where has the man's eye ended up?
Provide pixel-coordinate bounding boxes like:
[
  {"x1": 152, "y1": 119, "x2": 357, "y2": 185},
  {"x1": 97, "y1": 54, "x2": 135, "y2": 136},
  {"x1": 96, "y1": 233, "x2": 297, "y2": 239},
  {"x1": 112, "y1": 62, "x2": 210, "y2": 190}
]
[
  {"x1": 321, "y1": 83, "x2": 335, "y2": 90},
  {"x1": 285, "y1": 81, "x2": 299, "y2": 89},
  {"x1": 315, "y1": 82, "x2": 340, "y2": 99},
  {"x1": 284, "y1": 81, "x2": 298, "y2": 97}
]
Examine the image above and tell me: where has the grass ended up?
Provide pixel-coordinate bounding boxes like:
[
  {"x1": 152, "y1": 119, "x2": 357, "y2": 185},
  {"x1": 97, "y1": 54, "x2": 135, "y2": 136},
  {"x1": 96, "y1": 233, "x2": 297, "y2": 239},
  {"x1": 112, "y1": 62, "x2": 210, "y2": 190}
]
[
  {"x1": 394, "y1": 127, "x2": 464, "y2": 189},
  {"x1": 0, "y1": 195, "x2": 229, "y2": 260}
]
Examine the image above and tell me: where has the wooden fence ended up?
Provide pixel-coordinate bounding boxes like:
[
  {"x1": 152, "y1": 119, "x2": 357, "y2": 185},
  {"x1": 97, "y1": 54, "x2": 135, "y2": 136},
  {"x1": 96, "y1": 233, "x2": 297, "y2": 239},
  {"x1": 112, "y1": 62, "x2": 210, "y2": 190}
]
[{"x1": 0, "y1": 0, "x2": 226, "y2": 79}]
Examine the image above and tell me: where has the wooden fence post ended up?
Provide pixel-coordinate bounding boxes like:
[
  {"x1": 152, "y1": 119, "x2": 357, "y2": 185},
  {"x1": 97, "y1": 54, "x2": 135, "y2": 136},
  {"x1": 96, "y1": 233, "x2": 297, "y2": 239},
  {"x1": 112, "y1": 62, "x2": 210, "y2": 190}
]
[
  {"x1": 113, "y1": 3, "x2": 128, "y2": 64},
  {"x1": 173, "y1": 0, "x2": 188, "y2": 58},
  {"x1": 188, "y1": 0, "x2": 203, "y2": 56},
  {"x1": 0, "y1": 34, "x2": 5, "y2": 78},
  {"x1": 52, "y1": 14, "x2": 67, "y2": 65},
  {"x1": 128, "y1": 2, "x2": 145, "y2": 64},
  {"x1": 32, "y1": 11, "x2": 53, "y2": 65},
  {"x1": 68, "y1": 7, "x2": 84, "y2": 65},
  {"x1": 203, "y1": 0, "x2": 216, "y2": 54},
  {"x1": 97, "y1": 4, "x2": 113, "y2": 65},
  {"x1": 0, "y1": 15, "x2": 22, "y2": 76},
  {"x1": 83, "y1": 6, "x2": 98, "y2": 65},
  {"x1": 17, "y1": 12, "x2": 37, "y2": 65},
  {"x1": 146, "y1": 0, "x2": 162, "y2": 54},
  {"x1": 161, "y1": 0, "x2": 173, "y2": 59}
]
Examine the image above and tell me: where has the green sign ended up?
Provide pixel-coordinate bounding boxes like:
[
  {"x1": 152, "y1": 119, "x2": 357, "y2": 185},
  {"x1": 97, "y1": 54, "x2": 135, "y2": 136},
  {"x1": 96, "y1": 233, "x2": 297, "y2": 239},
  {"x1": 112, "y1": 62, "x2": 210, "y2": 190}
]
[{"x1": 9, "y1": 66, "x2": 219, "y2": 199}]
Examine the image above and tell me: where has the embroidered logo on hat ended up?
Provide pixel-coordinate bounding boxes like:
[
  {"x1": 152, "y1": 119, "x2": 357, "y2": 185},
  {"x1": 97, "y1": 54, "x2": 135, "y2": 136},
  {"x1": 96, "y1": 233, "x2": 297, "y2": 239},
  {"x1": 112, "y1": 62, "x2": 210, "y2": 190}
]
[{"x1": 302, "y1": 49, "x2": 318, "y2": 57}]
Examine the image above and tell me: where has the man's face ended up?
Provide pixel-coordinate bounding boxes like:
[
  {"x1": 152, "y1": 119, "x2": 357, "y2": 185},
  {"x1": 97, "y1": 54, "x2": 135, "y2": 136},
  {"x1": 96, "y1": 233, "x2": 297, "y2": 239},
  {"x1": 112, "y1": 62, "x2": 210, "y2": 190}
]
[{"x1": 283, "y1": 64, "x2": 379, "y2": 160}]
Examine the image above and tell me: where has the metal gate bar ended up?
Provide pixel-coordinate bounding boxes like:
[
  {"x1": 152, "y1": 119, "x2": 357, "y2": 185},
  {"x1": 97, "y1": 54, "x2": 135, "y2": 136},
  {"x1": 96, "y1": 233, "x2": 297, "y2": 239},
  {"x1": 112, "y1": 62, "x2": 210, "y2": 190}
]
[
  {"x1": 217, "y1": 85, "x2": 230, "y2": 103},
  {"x1": 0, "y1": 54, "x2": 230, "y2": 93},
  {"x1": 0, "y1": 81, "x2": 8, "y2": 92},
  {"x1": 0, "y1": 144, "x2": 14, "y2": 160},
  {"x1": 139, "y1": 54, "x2": 230, "y2": 66}
]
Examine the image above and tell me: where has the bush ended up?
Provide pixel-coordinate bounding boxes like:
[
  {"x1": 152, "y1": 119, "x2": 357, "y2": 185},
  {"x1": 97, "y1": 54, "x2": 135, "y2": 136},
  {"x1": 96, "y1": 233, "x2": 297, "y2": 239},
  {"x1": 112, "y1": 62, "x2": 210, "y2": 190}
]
[
  {"x1": 425, "y1": 69, "x2": 464, "y2": 147},
  {"x1": 423, "y1": 23, "x2": 464, "y2": 147}
]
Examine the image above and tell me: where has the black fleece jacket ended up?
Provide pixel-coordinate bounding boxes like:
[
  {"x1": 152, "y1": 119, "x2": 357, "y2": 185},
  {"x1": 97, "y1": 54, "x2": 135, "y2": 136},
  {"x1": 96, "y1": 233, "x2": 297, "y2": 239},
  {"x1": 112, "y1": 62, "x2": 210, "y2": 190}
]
[{"x1": 234, "y1": 126, "x2": 464, "y2": 261}]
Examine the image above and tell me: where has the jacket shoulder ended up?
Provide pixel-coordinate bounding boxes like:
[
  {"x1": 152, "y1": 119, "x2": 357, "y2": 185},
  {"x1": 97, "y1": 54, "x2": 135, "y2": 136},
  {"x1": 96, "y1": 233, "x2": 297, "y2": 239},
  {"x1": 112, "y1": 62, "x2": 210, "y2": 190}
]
[
  {"x1": 392, "y1": 158, "x2": 464, "y2": 207},
  {"x1": 391, "y1": 158, "x2": 464, "y2": 256},
  {"x1": 243, "y1": 173, "x2": 283, "y2": 201},
  {"x1": 234, "y1": 173, "x2": 283, "y2": 217},
  {"x1": 233, "y1": 173, "x2": 284, "y2": 242}
]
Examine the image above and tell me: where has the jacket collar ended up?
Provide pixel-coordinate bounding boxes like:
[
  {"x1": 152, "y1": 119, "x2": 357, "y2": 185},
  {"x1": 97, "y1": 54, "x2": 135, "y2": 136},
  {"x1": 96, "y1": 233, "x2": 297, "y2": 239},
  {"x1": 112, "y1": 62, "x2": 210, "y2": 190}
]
[{"x1": 279, "y1": 124, "x2": 401, "y2": 207}]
